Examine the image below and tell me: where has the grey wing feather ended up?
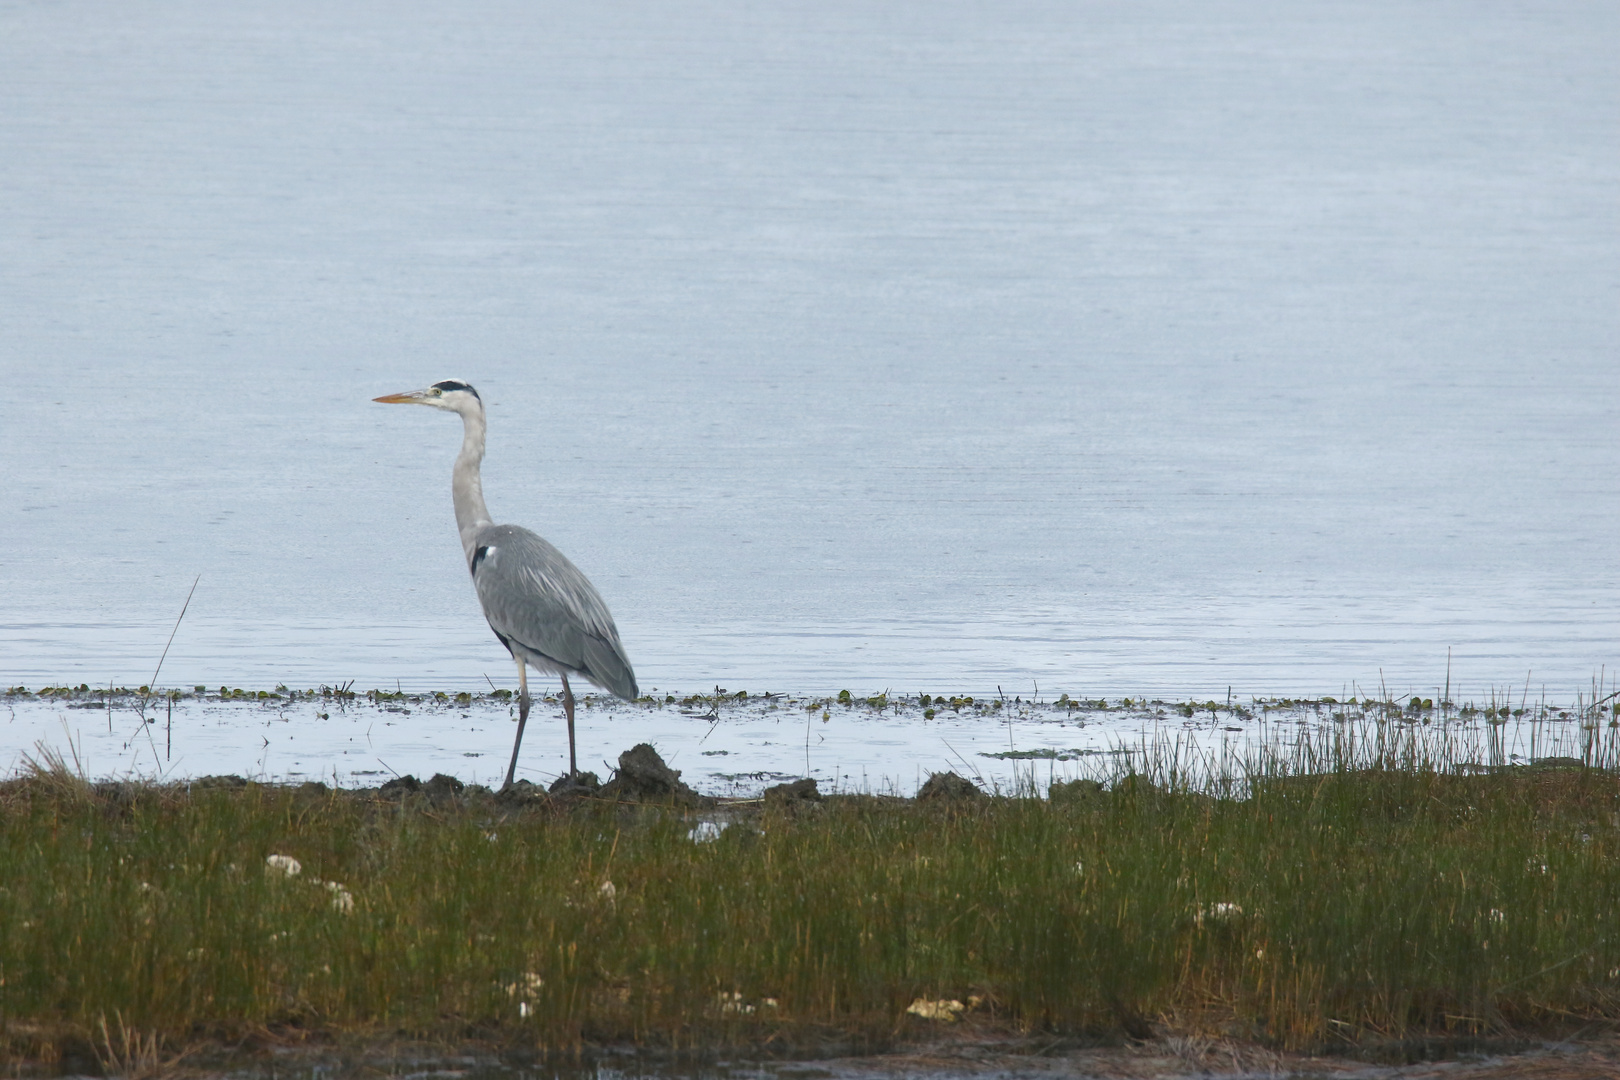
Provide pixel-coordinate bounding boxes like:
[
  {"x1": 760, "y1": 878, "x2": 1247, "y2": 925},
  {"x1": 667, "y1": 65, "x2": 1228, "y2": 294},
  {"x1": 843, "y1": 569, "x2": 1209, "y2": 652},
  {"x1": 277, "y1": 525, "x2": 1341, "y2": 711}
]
[{"x1": 469, "y1": 523, "x2": 639, "y2": 700}]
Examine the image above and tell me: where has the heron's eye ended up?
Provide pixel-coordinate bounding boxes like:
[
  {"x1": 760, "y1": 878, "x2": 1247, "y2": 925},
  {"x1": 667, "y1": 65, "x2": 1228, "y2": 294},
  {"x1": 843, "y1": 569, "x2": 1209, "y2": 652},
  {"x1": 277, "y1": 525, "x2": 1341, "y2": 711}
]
[{"x1": 430, "y1": 388, "x2": 442, "y2": 397}]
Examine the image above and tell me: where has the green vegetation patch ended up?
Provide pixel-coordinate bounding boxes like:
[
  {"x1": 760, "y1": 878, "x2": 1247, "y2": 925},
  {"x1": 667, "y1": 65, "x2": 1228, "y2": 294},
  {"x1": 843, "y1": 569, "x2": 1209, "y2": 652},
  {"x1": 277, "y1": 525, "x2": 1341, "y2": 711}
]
[
  {"x1": 978, "y1": 748, "x2": 1109, "y2": 761},
  {"x1": 3, "y1": 758, "x2": 1620, "y2": 1068}
]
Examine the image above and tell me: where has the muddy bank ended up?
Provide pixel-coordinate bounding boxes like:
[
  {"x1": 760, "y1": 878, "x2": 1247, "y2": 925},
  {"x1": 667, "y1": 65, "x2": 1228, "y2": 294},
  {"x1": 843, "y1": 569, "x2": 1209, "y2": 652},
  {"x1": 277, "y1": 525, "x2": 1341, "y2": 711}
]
[
  {"x1": 35, "y1": 1023, "x2": 1620, "y2": 1080},
  {"x1": 8, "y1": 683, "x2": 1614, "y2": 800}
]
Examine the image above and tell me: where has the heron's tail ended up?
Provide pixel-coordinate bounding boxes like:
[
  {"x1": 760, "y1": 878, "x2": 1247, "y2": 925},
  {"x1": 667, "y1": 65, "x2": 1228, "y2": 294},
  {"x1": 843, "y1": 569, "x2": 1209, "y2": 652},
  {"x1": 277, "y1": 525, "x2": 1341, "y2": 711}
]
[{"x1": 582, "y1": 635, "x2": 639, "y2": 701}]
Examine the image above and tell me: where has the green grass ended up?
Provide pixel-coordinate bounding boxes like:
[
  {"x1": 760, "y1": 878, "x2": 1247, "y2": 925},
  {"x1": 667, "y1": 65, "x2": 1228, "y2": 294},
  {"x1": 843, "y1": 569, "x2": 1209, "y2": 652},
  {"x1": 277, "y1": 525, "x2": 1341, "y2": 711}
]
[{"x1": 4, "y1": 718, "x2": 1620, "y2": 1069}]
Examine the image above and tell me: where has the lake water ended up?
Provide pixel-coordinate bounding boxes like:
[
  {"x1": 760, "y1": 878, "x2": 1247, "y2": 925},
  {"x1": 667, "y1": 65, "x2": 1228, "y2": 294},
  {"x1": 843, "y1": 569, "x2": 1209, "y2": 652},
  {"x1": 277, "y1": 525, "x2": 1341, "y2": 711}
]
[{"x1": 2, "y1": 0, "x2": 1616, "y2": 736}]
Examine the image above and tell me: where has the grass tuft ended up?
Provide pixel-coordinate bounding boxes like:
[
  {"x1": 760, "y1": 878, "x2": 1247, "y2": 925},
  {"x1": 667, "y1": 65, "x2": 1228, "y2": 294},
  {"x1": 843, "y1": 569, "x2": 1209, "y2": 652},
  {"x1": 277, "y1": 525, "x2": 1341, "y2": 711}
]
[{"x1": 3, "y1": 713, "x2": 1620, "y2": 1065}]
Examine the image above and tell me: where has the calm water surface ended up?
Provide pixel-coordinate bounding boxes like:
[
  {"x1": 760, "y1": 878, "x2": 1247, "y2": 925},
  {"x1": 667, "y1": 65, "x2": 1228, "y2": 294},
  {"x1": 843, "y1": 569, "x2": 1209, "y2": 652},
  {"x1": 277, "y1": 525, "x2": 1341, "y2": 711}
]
[{"x1": 2, "y1": 0, "x2": 1616, "y2": 713}]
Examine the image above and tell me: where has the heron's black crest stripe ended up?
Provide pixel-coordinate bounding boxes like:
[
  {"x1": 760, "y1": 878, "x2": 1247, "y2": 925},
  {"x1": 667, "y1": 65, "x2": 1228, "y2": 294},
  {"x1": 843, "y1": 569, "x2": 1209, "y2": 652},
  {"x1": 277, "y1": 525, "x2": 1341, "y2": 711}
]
[
  {"x1": 471, "y1": 545, "x2": 490, "y2": 575},
  {"x1": 432, "y1": 380, "x2": 479, "y2": 399}
]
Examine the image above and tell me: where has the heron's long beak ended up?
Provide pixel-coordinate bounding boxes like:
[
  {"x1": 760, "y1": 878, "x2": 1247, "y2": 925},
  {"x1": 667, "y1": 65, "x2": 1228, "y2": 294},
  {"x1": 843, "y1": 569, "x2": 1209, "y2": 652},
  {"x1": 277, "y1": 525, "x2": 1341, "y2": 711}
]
[{"x1": 373, "y1": 389, "x2": 428, "y2": 404}]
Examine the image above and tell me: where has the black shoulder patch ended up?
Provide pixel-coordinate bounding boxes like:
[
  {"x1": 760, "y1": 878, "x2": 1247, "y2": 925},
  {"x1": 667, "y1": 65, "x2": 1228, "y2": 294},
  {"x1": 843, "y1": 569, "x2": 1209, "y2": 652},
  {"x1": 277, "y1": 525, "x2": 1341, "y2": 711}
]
[
  {"x1": 432, "y1": 380, "x2": 480, "y2": 399},
  {"x1": 471, "y1": 545, "x2": 490, "y2": 574}
]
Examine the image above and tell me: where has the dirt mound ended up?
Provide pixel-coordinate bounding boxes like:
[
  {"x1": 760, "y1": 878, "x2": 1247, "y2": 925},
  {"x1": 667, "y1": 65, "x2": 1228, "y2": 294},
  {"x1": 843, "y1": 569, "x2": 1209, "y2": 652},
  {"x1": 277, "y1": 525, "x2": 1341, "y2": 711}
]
[
  {"x1": 600, "y1": 743, "x2": 709, "y2": 807},
  {"x1": 493, "y1": 778, "x2": 547, "y2": 808},
  {"x1": 764, "y1": 777, "x2": 822, "y2": 805},
  {"x1": 917, "y1": 772, "x2": 983, "y2": 802},
  {"x1": 547, "y1": 771, "x2": 602, "y2": 798},
  {"x1": 1048, "y1": 778, "x2": 1104, "y2": 805}
]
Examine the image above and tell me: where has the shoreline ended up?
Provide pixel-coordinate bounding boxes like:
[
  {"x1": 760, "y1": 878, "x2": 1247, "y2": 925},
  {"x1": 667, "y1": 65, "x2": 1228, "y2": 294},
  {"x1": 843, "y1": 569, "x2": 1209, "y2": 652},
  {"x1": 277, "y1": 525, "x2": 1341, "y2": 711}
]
[{"x1": 3, "y1": 683, "x2": 1614, "y2": 795}]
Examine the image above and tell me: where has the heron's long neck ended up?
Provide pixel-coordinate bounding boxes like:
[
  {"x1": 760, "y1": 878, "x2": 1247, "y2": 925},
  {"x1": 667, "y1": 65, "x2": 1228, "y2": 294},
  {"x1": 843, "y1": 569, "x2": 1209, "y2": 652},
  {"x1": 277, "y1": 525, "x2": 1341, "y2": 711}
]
[{"x1": 452, "y1": 406, "x2": 494, "y2": 563}]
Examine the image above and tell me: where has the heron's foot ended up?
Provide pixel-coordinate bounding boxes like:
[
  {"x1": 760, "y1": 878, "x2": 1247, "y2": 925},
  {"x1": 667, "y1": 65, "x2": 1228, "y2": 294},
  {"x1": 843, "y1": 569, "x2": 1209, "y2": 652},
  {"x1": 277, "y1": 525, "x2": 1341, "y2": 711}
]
[
  {"x1": 547, "y1": 770, "x2": 601, "y2": 798},
  {"x1": 494, "y1": 777, "x2": 546, "y2": 806}
]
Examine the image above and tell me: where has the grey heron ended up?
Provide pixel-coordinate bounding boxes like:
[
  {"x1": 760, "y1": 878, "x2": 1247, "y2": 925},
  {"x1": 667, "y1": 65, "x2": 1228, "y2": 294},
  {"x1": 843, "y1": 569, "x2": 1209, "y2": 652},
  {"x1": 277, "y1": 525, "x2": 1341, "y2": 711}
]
[{"x1": 374, "y1": 380, "x2": 638, "y2": 788}]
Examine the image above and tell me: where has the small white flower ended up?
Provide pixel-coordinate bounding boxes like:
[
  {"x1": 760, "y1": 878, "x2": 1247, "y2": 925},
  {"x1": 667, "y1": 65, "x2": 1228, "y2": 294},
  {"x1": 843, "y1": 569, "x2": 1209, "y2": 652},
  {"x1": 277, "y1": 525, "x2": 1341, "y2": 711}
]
[
  {"x1": 1194, "y1": 902, "x2": 1244, "y2": 927},
  {"x1": 265, "y1": 854, "x2": 302, "y2": 877},
  {"x1": 688, "y1": 821, "x2": 726, "y2": 843},
  {"x1": 717, "y1": 991, "x2": 755, "y2": 1015},
  {"x1": 905, "y1": 998, "x2": 965, "y2": 1022},
  {"x1": 598, "y1": 880, "x2": 617, "y2": 902},
  {"x1": 322, "y1": 880, "x2": 355, "y2": 913},
  {"x1": 504, "y1": 972, "x2": 545, "y2": 998}
]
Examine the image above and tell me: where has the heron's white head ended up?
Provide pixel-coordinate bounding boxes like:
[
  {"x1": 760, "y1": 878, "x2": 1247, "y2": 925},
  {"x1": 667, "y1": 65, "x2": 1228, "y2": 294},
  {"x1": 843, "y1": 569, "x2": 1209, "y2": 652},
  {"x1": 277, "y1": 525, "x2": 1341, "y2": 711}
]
[{"x1": 373, "y1": 380, "x2": 483, "y2": 414}]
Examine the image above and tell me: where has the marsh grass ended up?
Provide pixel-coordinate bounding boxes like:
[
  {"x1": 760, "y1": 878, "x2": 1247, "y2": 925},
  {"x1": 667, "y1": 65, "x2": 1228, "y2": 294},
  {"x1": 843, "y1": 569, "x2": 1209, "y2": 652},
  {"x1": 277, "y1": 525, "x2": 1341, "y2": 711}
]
[{"x1": 3, "y1": 711, "x2": 1620, "y2": 1068}]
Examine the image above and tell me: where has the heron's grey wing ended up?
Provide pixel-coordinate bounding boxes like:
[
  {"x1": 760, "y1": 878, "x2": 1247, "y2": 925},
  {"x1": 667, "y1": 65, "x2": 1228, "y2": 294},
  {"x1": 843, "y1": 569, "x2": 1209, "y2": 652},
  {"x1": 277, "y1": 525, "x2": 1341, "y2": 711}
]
[{"x1": 470, "y1": 524, "x2": 639, "y2": 700}]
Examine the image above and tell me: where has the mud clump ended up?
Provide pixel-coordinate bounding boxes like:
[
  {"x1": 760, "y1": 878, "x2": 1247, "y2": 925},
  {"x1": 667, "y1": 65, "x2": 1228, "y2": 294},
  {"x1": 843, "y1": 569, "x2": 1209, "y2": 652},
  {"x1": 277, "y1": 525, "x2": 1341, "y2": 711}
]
[
  {"x1": 917, "y1": 772, "x2": 983, "y2": 802},
  {"x1": 764, "y1": 777, "x2": 822, "y2": 808},
  {"x1": 547, "y1": 771, "x2": 602, "y2": 799},
  {"x1": 1048, "y1": 778, "x2": 1104, "y2": 805},
  {"x1": 376, "y1": 773, "x2": 468, "y2": 804},
  {"x1": 192, "y1": 775, "x2": 249, "y2": 790},
  {"x1": 494, "y1": 779, "x2": 547, "y2": 808},
  {"x1": 599, "y1": 744, "x2": 709, "y2": 807},
  {"x1": 423, "y1": 773, "x2": 465, "y2": 801},
  {"x1": 379, "y1": 775, "x2": 421, "y2": 795}
]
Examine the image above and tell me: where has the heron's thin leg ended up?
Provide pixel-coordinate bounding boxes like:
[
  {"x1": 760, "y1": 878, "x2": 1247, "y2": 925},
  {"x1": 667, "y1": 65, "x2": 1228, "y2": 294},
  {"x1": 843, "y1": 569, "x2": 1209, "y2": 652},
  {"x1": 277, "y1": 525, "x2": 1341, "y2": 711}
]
[
  {"x1": 503, "y1": 658, "x2": 530, "y2": 790},
  {"x1": 560, "y1": 676, "x2": 579, "y2": 777},
  {"x1": 562, "y1": 673, "x2": 577, "y2": 776}
]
